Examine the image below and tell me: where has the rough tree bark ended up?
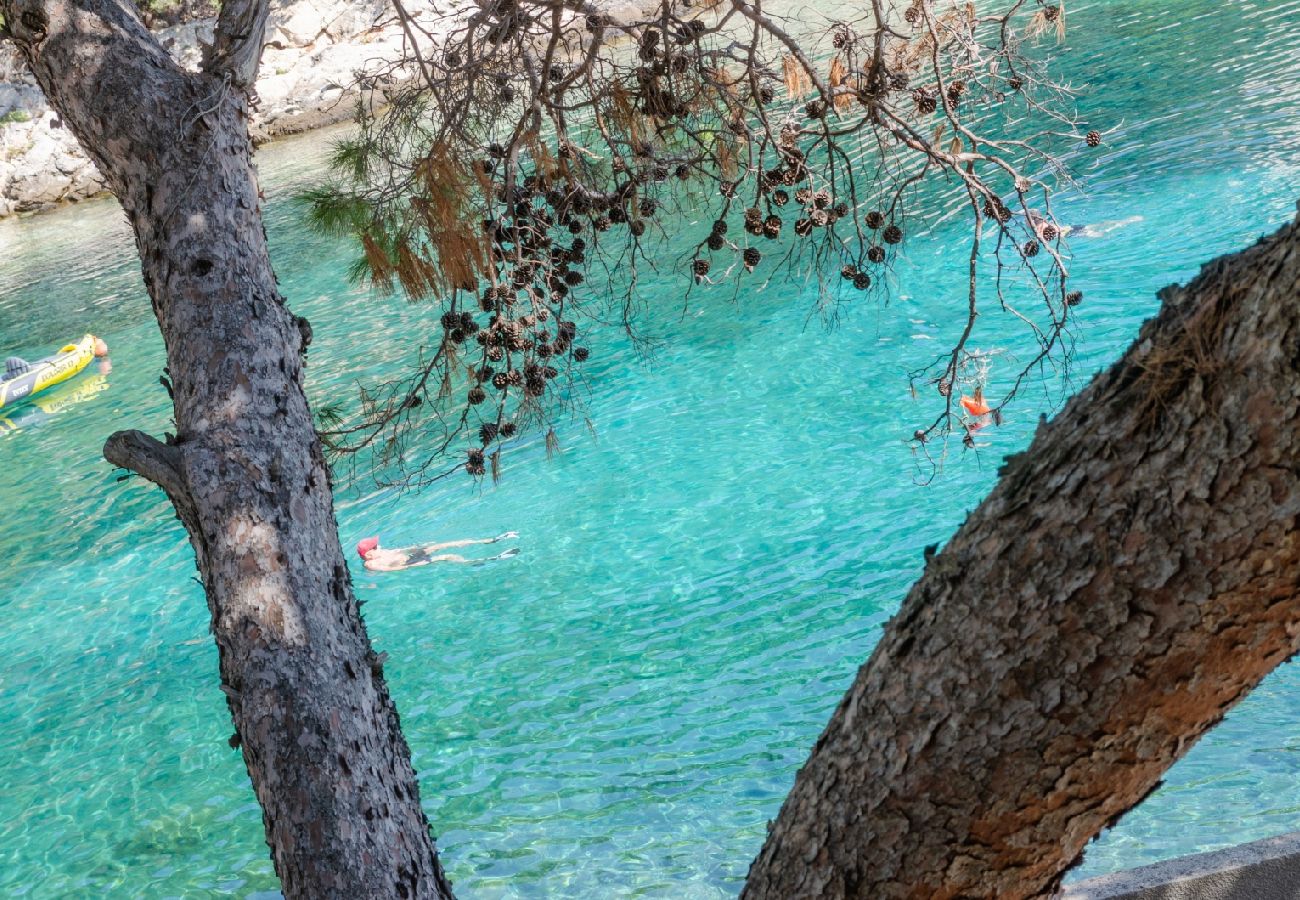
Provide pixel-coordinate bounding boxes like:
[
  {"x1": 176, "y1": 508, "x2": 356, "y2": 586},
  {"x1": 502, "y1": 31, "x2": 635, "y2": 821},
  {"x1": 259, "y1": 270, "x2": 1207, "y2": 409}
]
[
  {"x1": 7, "y1": 0, "x2": 1300, "y2": 894},
  {"x1": 744, "y1": 208, "x2": 1300, "y2": 899},
  {"x1": 0, "y1": 0, "x2": 454, "y2": 896}
]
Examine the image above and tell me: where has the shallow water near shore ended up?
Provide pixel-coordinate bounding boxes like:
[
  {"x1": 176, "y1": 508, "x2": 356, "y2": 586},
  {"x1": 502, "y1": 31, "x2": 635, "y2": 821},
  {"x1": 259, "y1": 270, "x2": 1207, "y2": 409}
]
[{"x1": 2, "y1": 0, "x2": 1300, "y2": 895}]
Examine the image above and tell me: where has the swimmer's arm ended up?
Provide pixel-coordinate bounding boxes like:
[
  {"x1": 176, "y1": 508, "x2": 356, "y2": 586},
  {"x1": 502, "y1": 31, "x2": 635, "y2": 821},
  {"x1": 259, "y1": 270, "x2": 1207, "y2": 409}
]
[{"x1": 410, "y1": 532, "x2": 518, "y2": 553}]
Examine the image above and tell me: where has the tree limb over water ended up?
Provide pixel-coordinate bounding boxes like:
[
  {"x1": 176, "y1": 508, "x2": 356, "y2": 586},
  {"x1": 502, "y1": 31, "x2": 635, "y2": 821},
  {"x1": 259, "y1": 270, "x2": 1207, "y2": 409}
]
[
  {"x1": 745, "y1": 207, "x2": 1300, "y2": 898},
  {"x1": 310, "y1": 0, "x2": 1101, "y2": 486}
]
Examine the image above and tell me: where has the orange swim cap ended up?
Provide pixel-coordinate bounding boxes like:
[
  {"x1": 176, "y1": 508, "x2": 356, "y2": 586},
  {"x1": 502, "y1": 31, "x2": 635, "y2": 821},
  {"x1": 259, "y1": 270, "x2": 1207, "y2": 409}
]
[{"x1": 960, "y1": 394, "x2": 991, "y2": 417}]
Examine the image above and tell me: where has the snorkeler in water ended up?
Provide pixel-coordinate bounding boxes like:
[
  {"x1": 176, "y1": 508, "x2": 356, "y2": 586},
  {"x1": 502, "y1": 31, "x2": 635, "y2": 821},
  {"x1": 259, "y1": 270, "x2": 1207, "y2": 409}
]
[
  {"x1": 1027, "y1": 209, "x2": 1145, "y2": 241},
  {"x1": 356, "y1": 533, "x2": 519, "y2": 572}
]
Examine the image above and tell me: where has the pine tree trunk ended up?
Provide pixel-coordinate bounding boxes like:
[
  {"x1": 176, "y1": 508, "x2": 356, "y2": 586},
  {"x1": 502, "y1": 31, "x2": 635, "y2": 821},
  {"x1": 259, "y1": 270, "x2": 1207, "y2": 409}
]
[
  {"x1": 743, "y1": 210, "x2": 1300, "y2": 899},
  {"x1": 1, "y1": 0, "x2": 455, "y2": 896}
]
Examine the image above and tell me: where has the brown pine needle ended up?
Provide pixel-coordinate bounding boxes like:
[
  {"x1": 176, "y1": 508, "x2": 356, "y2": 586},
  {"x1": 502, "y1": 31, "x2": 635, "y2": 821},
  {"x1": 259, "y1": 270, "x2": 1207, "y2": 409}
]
[{"x1": 783, "y1": 55, "x2": 811, "y2": 99}]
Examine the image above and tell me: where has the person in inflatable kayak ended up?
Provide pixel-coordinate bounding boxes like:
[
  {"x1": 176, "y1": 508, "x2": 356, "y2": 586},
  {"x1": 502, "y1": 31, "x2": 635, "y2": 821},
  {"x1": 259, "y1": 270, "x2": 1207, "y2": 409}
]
[
  {"x1": 4, "y1": 337, "x2": 108, "y2": 380},
  {"x1": 356, "y1": 533, "x2": 519, "y2": 571}
]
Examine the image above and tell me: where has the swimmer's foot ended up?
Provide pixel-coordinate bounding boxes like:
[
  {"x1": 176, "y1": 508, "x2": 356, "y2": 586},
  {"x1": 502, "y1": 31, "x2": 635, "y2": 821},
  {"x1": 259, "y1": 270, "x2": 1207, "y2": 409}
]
[
  {"x1": 493, "y1": 531, "x2": 519, "y2": 543},
  {"x1": 469, "y1": 547, "x2": 520, "y2": 566}
]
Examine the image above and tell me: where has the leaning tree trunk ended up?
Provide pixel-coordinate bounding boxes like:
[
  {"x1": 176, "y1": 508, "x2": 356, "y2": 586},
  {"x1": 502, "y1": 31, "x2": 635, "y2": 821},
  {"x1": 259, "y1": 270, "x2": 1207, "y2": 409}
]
[
  {"x1": 744, "y1": 209, "x2": 1300, "y2": 899},
  {"x1": 1, "y1": 1, "x2": 454, "y2": 897}
]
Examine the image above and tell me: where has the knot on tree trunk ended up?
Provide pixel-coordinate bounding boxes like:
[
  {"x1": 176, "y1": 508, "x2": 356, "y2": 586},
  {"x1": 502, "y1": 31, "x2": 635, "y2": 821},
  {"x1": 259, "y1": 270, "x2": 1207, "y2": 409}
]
[{"x1": 3, "y1": 0, "x2": 49, "y2": 45}]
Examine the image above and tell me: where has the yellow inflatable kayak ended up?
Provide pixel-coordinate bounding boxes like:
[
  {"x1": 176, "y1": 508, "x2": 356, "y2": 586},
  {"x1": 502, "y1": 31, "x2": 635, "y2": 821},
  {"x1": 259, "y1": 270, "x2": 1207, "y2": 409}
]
[
  {"x1": 0, "y1": 334, "x2": 100, "y2": 411},
  {"x1": 0, "y1": 373, "x2": 109, "y2": 437}
]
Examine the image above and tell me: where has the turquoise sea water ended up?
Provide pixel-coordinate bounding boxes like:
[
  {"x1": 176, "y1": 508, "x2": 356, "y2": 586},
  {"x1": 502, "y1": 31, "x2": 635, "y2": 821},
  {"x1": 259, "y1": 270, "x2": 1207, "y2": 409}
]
[{"x1": 1, "y1": 1, "x2": 1299, "y2": 895}]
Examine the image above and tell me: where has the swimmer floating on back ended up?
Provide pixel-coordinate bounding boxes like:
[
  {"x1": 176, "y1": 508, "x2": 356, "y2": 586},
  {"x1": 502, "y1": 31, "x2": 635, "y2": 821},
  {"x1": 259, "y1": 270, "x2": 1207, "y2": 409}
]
[{"x1": 356, "y1": 533, "x2": 519, "y2": 572}]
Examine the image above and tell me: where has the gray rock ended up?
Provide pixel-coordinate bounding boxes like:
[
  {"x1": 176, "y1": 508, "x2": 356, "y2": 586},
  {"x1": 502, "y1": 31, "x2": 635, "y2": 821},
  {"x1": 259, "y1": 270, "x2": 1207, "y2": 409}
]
[{"x1": 0, "y1": 0, "x2": 647, "y2": 217}]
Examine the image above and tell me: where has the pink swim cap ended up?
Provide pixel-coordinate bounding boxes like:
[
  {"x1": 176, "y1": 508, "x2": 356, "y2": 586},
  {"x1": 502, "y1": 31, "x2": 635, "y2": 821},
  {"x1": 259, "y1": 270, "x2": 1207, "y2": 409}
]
[{"x1": 356, "y1": 536, "x2": 380, "y2": 560}]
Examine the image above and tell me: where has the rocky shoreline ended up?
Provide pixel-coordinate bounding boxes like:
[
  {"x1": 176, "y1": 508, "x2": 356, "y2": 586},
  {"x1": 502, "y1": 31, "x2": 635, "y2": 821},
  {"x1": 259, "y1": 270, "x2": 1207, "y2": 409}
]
[{"x1": 0, "y1": 0, "x2": 415, "y2": 218}]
